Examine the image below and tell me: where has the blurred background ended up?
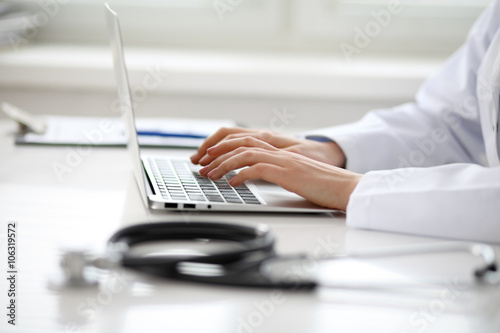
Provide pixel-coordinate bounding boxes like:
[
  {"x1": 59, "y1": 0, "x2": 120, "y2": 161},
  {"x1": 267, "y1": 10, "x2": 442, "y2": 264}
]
[{"x1": 0, "y1": 0, "x2": 492, "y2": 130}]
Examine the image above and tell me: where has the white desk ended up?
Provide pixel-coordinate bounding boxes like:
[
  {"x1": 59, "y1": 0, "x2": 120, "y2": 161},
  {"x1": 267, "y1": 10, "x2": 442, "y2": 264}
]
[{"x1": 0, "y1": 120, "x2": 499, "y2": 333}]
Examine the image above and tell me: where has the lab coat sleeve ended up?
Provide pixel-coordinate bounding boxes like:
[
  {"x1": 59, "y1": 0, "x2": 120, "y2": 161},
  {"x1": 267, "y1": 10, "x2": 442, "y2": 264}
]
[
  {"x1": 347, "y1": 164, "x2": 500, "y2": 244},
  {"x1": 301, "y1": 1, "x2": 500, "y2": 244},
  {"x1": 303, "y1": 0, "x2": 500, "y2": 174}
]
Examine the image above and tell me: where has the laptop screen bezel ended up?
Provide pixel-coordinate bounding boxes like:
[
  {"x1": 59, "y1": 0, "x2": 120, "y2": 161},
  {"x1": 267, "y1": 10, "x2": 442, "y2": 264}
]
[{"x1": 105, "y1": 3, "x2": 149, "y2": 207}]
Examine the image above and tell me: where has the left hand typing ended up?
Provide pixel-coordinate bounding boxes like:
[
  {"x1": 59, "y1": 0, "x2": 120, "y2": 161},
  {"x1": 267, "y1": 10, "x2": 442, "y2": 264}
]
[{"x1": 197, "y1": 137, "x2": 363, "y2": 211}]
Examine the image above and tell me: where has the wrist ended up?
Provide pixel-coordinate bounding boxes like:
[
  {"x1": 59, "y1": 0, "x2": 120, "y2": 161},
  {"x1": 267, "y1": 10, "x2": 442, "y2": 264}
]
[
  {"x1": 336, "y1": 172, "x2": 363, "y2": 211},
  {"x1": 322, "y1": 141, "x2": 347, "y2": 168}
]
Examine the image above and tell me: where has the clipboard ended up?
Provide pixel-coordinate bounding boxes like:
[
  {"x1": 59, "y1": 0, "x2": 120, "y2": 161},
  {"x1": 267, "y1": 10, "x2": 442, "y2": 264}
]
[{"x1": 1, "y1": 103, "x2": 236, "y2": 149}]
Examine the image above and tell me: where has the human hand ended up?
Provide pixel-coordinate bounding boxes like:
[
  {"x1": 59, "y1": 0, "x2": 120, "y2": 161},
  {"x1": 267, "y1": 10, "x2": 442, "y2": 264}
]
[
  {"x1": 190, "y1": 127, "x2": 346, "y2": 168},
  {"x1": 197, "y1": 138, "x2": 362, "y2": 211}
]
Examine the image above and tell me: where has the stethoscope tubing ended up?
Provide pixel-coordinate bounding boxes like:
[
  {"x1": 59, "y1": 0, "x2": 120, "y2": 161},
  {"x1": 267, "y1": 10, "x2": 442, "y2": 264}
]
[{"x1": 106, "y1": 221, "x2": 499, "y2": 290}]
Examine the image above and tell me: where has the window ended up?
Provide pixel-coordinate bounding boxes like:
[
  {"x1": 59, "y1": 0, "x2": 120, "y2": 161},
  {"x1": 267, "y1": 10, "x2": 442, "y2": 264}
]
[
  {"x1": 292, "y1": 0, "x2": 493, "y2": 56},
  {"x1": 6, "y1": 0, "x2": 493, "y2": 56}
]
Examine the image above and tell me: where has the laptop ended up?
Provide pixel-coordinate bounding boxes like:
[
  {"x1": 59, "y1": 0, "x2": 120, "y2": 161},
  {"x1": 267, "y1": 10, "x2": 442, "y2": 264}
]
[{"x1": 105, "y1": 4, "x2": 335, "y2": 213}]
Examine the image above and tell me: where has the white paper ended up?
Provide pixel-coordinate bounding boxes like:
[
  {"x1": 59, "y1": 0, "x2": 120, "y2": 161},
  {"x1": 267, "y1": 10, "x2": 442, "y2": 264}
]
[{"x1": 18, "y1": 115, "x2": 236, "y2": 148}]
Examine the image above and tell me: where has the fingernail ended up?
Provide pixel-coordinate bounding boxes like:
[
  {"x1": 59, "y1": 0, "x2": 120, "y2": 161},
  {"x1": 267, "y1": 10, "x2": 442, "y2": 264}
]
[
  {"x1": 207, "y1": 146, "x2": 219, "y2": 156},
  {"x1": 199, "y1": 156, "x2": 209, "y2": 165},
  {"x1": 199, "y1": 166, "x2": 208, "y2": 176},
  {"x1": 229, "y1": 177, "x2": 239, "y2": 187},
  {"x1": 207, "y1": 168, "x2": 218, "y2": 178}
]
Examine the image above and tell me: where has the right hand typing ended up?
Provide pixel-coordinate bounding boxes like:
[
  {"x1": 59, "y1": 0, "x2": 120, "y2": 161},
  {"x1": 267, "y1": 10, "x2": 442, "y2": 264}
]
[{"x1": 190, "y1": 127, "x2": 346, "y2": 168}]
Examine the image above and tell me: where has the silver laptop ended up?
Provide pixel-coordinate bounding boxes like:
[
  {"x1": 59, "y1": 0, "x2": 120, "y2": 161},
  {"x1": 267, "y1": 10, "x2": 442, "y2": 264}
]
[{"x1": 105, "y1": 4, "x2": 335, "y2": 213}]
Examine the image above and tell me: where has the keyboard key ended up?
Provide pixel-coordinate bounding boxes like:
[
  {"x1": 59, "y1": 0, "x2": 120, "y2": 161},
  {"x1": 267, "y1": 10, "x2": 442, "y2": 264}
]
[
  {"x1": 235, "y1": 191, "x2": 253, "y2": 196},
  {"x1": 184, "y1": 187, "x2": 200, "y2": 191},
  {"x1": 206, "y1": 196, "x2": 224, "y2": 202},
  {"x1": 243, "y1": 199, "x2": 261, "y2": 204},
  {"x1": 240, "y1": 197, "x2": 258, "y2": 202},
  {"x1": 188, "y1": 195, "x2": 206, "y2": 201},
  {"x1": 223, "y1": 197, "x2": 240, "y2": 202},
  {"x1": 226, "y1": 198, "x2": 243, "y2": 203},
  {"x1": 203, "y1": 191, "x2": 220, "y2": 196},
  {"x1": 151, "y1": 158, "x2": 261, "y2": 205},
  {"x1": 221, "y1": 192, "x2": 238, "y2": 197},
  {"x1": 168, "y1": 192, "x2": 185, "y2": 196},
  {"x1": 238, "y1": 192, "x2": 255, "y2": 197},
  {"x1": 169, "y1": 190, "x2": 185, "y2": 194},
  {"x1": 201, "y1": 187, "x2": 218, "y2": 191}
]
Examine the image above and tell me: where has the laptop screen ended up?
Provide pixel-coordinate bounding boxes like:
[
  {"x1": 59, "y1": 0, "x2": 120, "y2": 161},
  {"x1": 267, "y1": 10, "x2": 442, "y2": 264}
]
[{"x1": 105, "y1": 4, "x2": 149, "y2": 206}]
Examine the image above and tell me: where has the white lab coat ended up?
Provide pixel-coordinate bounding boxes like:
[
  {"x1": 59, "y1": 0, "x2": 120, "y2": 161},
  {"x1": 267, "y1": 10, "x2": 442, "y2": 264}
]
[{"x1": 305, "y1": 0, "x2": 500, "y2": 243}]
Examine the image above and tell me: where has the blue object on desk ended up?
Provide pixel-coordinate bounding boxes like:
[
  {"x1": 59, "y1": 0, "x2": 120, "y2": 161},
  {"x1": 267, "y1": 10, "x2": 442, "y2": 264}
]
[{"x1": 137, "y1": 131, "x2": 208, "y2": 139}]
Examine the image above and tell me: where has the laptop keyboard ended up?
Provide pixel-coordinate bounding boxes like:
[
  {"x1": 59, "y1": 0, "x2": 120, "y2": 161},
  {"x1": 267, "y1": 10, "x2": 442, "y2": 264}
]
[{"x1": 148, "y1": 158, "x2": 261, "y2": 205}]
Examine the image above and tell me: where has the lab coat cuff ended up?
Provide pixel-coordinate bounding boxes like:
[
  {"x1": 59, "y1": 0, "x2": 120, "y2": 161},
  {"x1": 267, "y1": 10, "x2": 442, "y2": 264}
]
[{"x1": 345, "y1": 170, "x2": 386, "y2": 230}]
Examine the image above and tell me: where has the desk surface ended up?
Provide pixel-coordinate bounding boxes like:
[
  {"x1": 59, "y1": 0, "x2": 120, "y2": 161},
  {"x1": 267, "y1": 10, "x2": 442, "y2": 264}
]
[{"x1": 0, "y1": 121, "x2": 499, "y2": 333}]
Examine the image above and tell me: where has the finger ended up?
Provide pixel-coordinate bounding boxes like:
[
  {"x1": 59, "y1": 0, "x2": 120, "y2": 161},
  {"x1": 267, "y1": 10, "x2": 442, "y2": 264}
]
[
  {"x1": 228, "y1": 163, "x2": 286, "y2": 187},
  {"x1": 197, "y1": 132, "x2": 274, "y2": 166},
  {"x1": 201, "y1": 146, "x2": 306, "y2": 177},
  {"x1": 199, "y1": 136, "x2": 279, "y2": 166},
  {"x1": 203, "y1": 129, "x2": 291, "y2": 151},
  {"x1": 199, "y1": 146, "x2": 248, "y2": 176},
  {"x1": 207, "y1": 149, "x2": 288, "y2": 180},
  {"x1": 208, "y1": 136, "x2": 279, "y2": 155},
  {"x1": 201, "y1": 145, "x2": 266, "y2": 176},
  {"x1": 190, "y1": 127, "x2": 255, "y2": 164},
  {"x1": 222, "y1": 130, "x2": 291, "y2": 148}
]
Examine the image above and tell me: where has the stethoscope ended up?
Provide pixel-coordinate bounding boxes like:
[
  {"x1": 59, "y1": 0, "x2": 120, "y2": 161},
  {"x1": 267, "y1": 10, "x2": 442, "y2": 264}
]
[{"x1": 55, "y1": 221, "x2": 500, "y2": 290}]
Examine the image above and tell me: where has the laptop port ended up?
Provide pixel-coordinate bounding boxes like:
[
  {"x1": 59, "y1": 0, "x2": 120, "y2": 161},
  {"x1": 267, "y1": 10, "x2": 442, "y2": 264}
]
[
  {"x1": 184, "y1": 204, "x2": 196, "y2": 209},
  {"x1": 165, "y1": 203, "x2": 178, "y2": 209}
]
